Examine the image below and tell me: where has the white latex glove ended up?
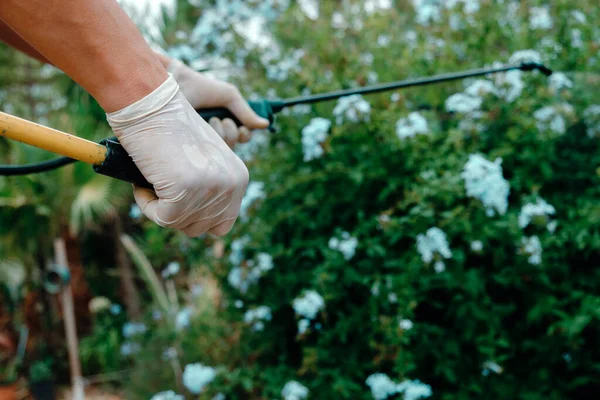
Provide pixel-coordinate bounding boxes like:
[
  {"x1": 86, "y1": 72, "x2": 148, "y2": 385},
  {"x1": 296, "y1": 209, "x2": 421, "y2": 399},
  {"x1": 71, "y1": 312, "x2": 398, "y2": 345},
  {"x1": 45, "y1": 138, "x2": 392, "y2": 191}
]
[
  {"x1": 107, "y1": 74, "x2": 249, "y2": 237},
  {"x1": 167, "y1": 59, "x2": 270, "y2": 147}
]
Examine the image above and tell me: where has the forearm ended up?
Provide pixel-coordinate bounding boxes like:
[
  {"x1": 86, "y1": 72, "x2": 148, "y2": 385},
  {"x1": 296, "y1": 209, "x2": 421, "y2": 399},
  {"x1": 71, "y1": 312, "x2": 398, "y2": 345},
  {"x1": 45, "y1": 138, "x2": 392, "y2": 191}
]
[
  {"x1": 0, "y1": 0, "x2": 167, "y2": 112},
  {"x1": 0, "y1": 19, "x2": 51, "y2": 64}
]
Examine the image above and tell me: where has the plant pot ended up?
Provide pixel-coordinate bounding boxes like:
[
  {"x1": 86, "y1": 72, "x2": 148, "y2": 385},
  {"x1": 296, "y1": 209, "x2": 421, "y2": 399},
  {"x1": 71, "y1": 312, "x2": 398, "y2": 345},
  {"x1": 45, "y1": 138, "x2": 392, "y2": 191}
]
[
  {"x1": 0, "y1": 381, "x2": 17, "y2": 400},
  {"x1": 30, "y1": 380, "x2": 56, "y2": 400}
]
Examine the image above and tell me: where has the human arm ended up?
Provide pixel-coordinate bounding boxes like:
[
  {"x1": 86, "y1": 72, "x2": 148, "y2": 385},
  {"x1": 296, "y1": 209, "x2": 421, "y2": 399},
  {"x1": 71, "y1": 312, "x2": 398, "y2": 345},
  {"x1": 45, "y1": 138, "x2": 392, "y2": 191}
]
[{"x1": 0, "y1": 0, "x2": 251, "y2": 236}]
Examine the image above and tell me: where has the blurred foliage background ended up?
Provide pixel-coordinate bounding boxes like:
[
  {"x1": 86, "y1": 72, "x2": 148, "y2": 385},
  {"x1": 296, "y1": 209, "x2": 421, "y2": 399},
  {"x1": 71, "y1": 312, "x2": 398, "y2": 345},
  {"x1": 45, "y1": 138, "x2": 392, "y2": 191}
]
[{"x1": 1, "y1": 0, "x2": 600, "y2": 399}]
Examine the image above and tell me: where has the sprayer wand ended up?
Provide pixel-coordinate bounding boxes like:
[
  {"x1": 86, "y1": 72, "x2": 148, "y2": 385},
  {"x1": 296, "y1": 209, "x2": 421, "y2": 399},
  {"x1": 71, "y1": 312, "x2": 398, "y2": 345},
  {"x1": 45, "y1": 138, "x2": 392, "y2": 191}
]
[{"x1": 0, "y1": 62, "x2": 552, "y2": 188}]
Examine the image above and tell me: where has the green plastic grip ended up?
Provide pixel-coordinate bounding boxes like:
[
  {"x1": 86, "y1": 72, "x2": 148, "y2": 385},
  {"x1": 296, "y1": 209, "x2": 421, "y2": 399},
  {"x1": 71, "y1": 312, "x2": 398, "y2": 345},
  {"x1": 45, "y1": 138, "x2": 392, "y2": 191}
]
[{"x1": 197, "y1": 99, "x2": 282, "y2": 127}]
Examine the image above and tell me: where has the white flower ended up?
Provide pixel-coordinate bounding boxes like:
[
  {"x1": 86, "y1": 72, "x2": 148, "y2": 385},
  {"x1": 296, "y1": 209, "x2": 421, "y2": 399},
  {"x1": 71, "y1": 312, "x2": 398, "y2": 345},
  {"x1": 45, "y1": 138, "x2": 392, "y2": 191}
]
[
  {"x1": 302, "y1": 117, "x2": 331, "y2": 161},
  {"x1": 366, "y1": 373, "x2": 433, "y2": 400},
  {"x1": 264, "y1": 49, "x2": 305, "y2": 82},
  {"x1": 509, "y1": 50, "x2": 542, "y2": 64},
  {"x1": 548, "y1": 72, "x2": 573, "y2": 92},
  {"x1": 328, "y1": 231, "x2": 358, "y2": 260},
  {"x1": 396, "y1": 112, "x2": 429, "y2": 139},
  {"x1": 282, "y1": 381, "x2": 309, "y2": 400},
  {"x1": 583, "y1": 105, "x2": 600, "y2": 138},
  {"x1": 397, "y1": 380, "x2": 433, "y2": 400},
  {"x1": 464, "y1": 80, "x2": 496, "y2": 97},
  {"x1": 293, "y1": 290, "x2": 325, "y2": 320},
  {"x1": 571, "y1": 10, "x2": 586, "y2": 24},
  {"x1": 212, "y1": 394, "x2": 226, "y2": 400},
  {"x1": 529, "y1": 6, "x2": 553, "y2": 30},
  {"x1": 122, "y1": 322, "x2": 147, "y2": 338},
  {"x1": 470, "y1": 240, "x2": 484, "y2": 252},
  {"x1": 521, "y1": 236, "x2": 543, "y2": 265},
  {"x1": 399, "y1": 319, "x2": 414, "y2": 330},
  {"x1": 547, "y1": 221, "x2": 558, "y2": 233},
  {"x1": 518, "y1": 198, "x2": 556, "y2": 229},
  {"x1": 256, "y1": 253, "x2": 274, "y2": 272},
  {"x1": 445, "y1": 93, "x2": 482, "y2": 113},
  {"x1": 433, "y1": 261, "x2": 446, "y2": 273},
  {"x1": 390, "y1": 93, "x2": 400, "y2": 102},
  {"x1": 412, "y1": 0, "x2": 441, "y2": 26},
  {"x1": 333, "y1": 95, "x2": 371, "y2": 124},
  {"x1": 119, "y1": 342, "x2": 140, "y2": 356},
  {"x1": 571, "y1": 29, "x2": 583, "y2": 48},
  {"x1": 494, "y1": 69, "x2": 524, "y2": 102},
  {"x1": 229, "y1": 236, "x2": 250, "y2": 266},
  {"x1": 150, "y1": 391, "x2": 184, "y2": 400},
  {"x1": 534, "y1": 103, "x2": 574, "y2": 134},
  {"x1": 298, "y1": 318, "x2": 310, "y2": 334},
  {"x1": 241, "y1": 181, "x2": 265, "y2": 219},
  {"x1": 388, "y1": 293, "x2": 398, "y2": 303},
  {"x1": 366, "y1": 373, "x2": 398, "y2": 400},
  {"x1": 416, "y1": 227, "x2": 452, "y2": 264},
  {"x1": 377, "y1": 34, "x2": 391, "y2": 47},
  {"x1": 182, "y1": 363, "x2": 216, "y2": 394},
  {"x1": 298, "y1": 0, "x2": 318, "y2": 20},
  {"x1": 243, "y1": 306, "x2": 272, "y2": 331},
  {"x1": 175, "y1": 307, "x2": 193, "y2": 331},
  {"x1": 445, "y1": 0, "x2": 480, "y2": 14},
  {"x1": 461, "y1": 154, "x2": 510, "y2": 216},
  {"x1": 162, "y1": 261, "x2": 180, "y2": 279},
  {"x1": 364, "y1": 0, "x2": 392, "y2": 14},
  {"x1": 331, "y1": 12, "x2": 347, "y2": 29}
]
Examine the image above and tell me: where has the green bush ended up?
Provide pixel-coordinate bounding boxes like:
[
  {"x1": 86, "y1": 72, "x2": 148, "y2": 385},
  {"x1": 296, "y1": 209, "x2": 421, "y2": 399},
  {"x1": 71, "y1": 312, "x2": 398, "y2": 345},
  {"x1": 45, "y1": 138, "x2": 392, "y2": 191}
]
[{"x1": 127, "y1": 1, "x2": 600, "y2": 399}]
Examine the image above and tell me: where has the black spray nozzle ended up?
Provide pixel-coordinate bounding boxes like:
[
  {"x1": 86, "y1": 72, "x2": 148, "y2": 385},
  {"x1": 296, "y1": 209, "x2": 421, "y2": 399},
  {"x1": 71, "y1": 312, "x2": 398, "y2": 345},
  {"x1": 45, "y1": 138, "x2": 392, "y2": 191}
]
[
  {"x1": 197, "y1": 62, "x2": 553, "y2": 127},
  {"x1": 519, "y1": 62, "x2": 553, "y2": 76}
]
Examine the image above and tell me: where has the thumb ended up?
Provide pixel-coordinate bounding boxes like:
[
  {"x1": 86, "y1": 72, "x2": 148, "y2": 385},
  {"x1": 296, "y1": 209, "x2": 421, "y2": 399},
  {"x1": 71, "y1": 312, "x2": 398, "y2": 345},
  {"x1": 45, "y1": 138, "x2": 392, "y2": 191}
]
[
  {"x1": 132, "y1": 185, "x2": 160, "y2": 223},
  {"x1": 226, "y1": 97, "x2": 270, "y2": 130}
]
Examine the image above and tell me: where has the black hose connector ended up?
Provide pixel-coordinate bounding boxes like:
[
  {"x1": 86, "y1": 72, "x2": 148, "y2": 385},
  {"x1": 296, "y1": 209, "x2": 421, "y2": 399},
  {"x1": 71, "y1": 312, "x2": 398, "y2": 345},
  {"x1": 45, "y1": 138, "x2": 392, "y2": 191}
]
[{"x1": 93, "y1": 139, "x2": 152, "y2": 189}]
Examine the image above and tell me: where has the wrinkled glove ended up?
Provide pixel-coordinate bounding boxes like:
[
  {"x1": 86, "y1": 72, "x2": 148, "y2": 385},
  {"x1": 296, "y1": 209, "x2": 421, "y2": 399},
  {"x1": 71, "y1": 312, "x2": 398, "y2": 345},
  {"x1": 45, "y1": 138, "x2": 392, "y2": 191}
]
[
  {"x1": 107, "y1": 74, "x2": 248, "y2": 237},
  {"x1": 167, "y1": 58, "x2": 269, "y2": 147}
]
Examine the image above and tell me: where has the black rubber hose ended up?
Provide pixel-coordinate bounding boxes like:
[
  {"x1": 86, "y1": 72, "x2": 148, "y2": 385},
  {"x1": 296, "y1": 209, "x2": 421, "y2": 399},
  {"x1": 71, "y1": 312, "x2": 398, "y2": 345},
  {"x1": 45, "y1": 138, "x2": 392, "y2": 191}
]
[{"x1": 0, "y1": 156, "x2": 76, "y2": 175}]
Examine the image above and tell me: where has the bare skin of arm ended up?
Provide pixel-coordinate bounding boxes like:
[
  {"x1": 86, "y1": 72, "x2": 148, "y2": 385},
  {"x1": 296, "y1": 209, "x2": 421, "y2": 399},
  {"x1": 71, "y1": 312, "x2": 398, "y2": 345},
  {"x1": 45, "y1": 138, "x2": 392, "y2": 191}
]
[
  {"x1": 0, "y1": 19, "x2": 172, "y2": 71},
  {"x1": 0, "y1": 0, "x2": 167, "y2": 112}
]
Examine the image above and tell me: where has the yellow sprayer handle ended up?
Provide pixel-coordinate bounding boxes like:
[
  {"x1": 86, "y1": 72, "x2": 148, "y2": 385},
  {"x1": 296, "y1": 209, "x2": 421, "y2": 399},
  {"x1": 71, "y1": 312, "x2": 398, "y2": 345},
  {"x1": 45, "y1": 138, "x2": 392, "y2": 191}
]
[{"x1": 0, "y1": 111, "x2": 106, "y2": 165}]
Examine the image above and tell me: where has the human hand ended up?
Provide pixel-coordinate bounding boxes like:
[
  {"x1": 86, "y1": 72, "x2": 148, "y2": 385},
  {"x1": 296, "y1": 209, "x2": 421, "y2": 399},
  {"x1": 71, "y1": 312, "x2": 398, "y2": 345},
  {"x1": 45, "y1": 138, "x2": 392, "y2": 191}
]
[
  {"x1": 107, "y1": 75, "x2": 249, "y2": 237},
  {"x1": 167, "y1": 58, "x2": 269, "y2": 147}
]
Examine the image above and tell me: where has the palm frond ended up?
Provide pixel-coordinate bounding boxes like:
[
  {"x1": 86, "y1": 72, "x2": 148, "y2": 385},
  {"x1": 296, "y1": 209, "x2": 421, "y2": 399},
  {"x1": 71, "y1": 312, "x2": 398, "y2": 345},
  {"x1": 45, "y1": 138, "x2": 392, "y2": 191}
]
[{"x1": 70, "y1": 175, "x2": 117, "y2": 234}]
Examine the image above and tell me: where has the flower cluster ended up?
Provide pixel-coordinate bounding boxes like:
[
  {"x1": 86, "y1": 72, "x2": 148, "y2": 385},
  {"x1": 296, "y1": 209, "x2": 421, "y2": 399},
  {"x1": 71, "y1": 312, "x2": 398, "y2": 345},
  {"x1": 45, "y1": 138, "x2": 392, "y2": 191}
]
[
  {"x1": 293, "y1": 290, "x2": 325, "y2": 333},
  {"x1": 150, "y1": 391, "x2": 184, "y2": 400},
  {"x1": 333, "y1": 95, "x2": 371, "y2": 124},
  {"x1": 328, "y1": 231, "x2": 359, "y2": 260},
  {"x1": 281, "y1": 380, "x2": 309, "y2": 400},
  {"x1": 583, "y1": 105, "x2": 600, "y2": 138},
  {"x1": 240, "y1": 181, "x2": 266, "y2": 219},
  {"x1": 461, "y1": 154, "x2": 510, "y2": 217},
  {"x1": 520, "y1": 236, "x2": 542, "y2": 265},
  {"x1": 228, "y1": 251, "x2": 274, "y2": 294},
  {"x1": 366, "y1": 373, "x2": 432, "y2": 400},
  {"x1": 302, "y1": 117, "x2": 331, "y2": 161},
  {"x1": 396, "y1": 112, "x2": 429, "y2": 140},
  {"x1": 534, "y1": 103, "x2": 574, "y2": 135},
  {"x1": 243, "y1": 305, "x2": 272, "y2": 331},
  {"x1": 416, "y1": 227, "x2": 452, "y2": 264},
  {"x1": 182, "y1": 363, "x2": 217, "y2": 394},
  {"x1": 518, "y1": 198, "x2": 556, "y2": 230}
]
